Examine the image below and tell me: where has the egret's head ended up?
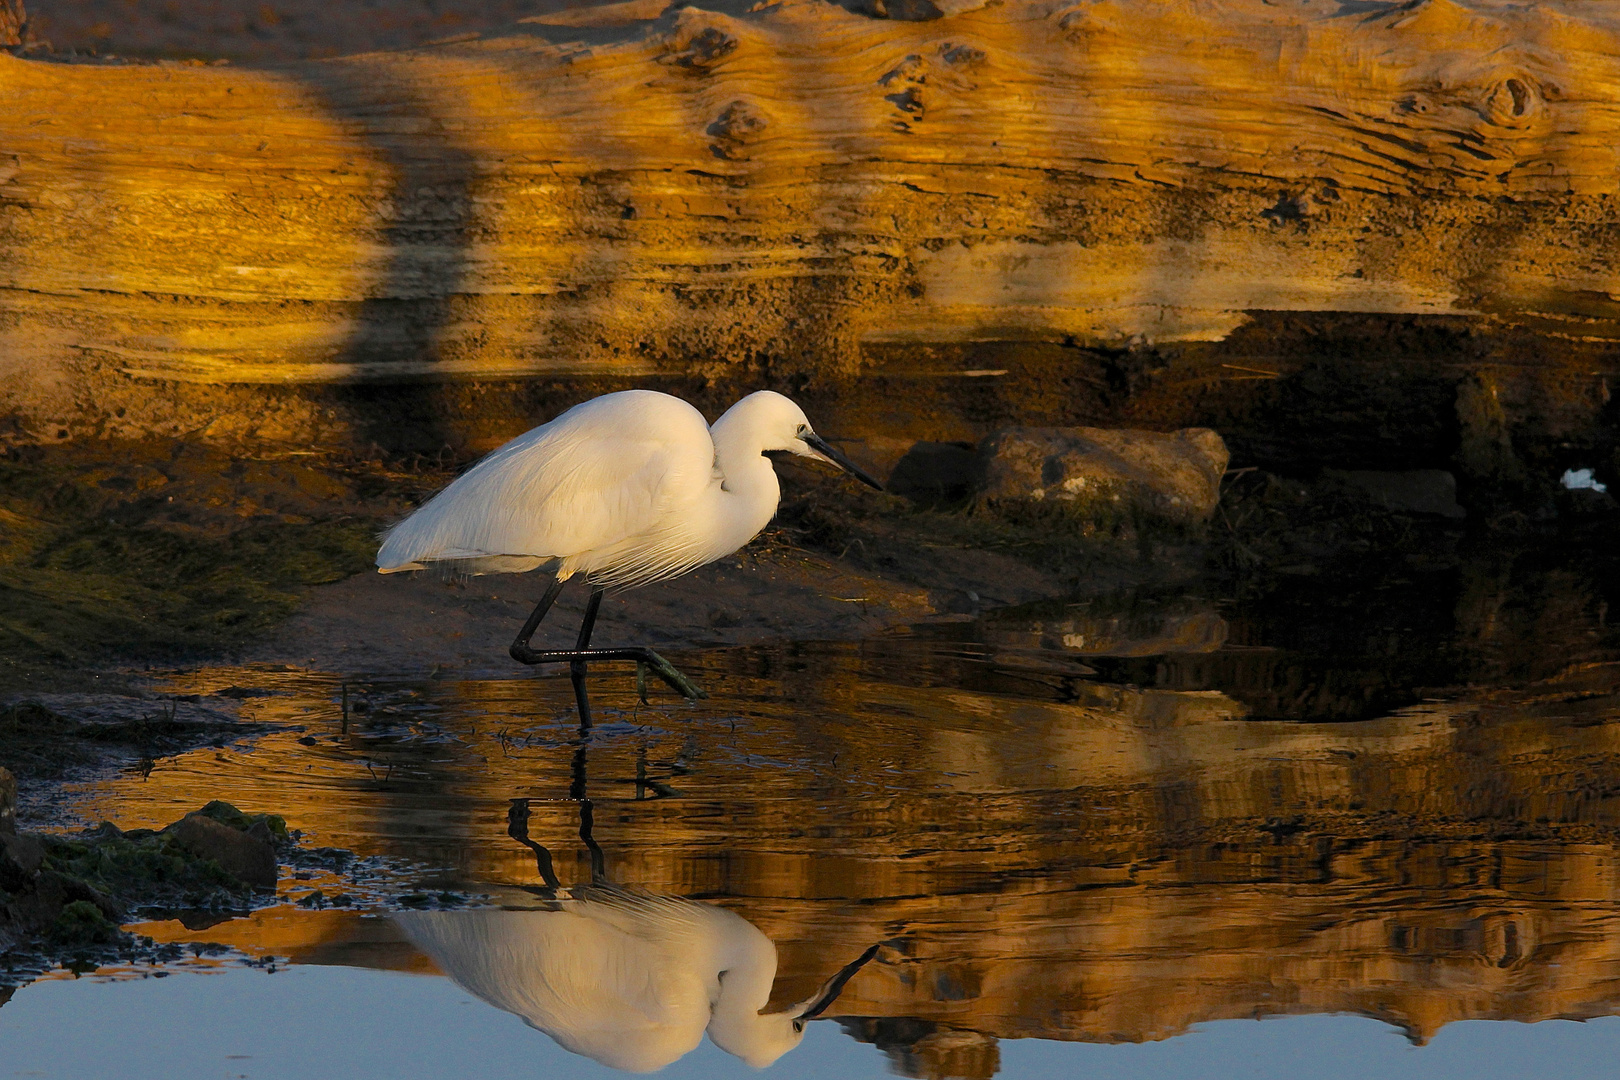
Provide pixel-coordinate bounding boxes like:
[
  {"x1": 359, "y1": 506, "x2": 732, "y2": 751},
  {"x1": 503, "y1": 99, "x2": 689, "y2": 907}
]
[
  {"x1": 713, "y1": 1012, "x2": 807, "y2": 1070},
  {"x1": 711, "y1": 942, "x2": 882, "y2": 1069},
  {"x1": 728, "y1": 390, "x2": 883, "y2": 490}
]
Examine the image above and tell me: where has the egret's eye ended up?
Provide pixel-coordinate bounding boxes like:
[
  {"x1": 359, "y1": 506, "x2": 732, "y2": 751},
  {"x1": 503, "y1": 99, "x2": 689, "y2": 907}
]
[
  {"x1": 796, "y1": 424, "x2": 808, "y2": 436},
  {"x1": 792, "y1": 1020, "x2": 805, "y2": 1034}
]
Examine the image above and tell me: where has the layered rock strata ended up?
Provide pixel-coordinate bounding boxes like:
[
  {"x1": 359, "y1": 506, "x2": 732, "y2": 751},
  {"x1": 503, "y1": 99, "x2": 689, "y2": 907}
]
[{"x1": 1, "y1": 0, "x2": 1618, "y2": 462}]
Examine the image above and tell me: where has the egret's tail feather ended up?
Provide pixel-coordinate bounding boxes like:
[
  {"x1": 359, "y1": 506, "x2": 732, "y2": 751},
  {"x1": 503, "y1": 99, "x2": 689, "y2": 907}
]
[{"x1": 377, "y1": 554, "x2": 552, "y2": 577}]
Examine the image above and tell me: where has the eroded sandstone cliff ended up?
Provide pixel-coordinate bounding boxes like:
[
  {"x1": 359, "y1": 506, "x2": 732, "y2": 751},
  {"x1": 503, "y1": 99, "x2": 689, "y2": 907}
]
[{"x1": 1, "y1": 0, "x2": 1617, "y2": 475}]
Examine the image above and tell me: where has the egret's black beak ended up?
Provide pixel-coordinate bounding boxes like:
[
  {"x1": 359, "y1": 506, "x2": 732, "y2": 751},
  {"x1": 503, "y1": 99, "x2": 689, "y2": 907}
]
[
  {"x1": 794, "y1": 943, "x2": 881, "y2": 1021},
  {"x1": 803, "y1": 434, "x2": 884, "y2": 492}
]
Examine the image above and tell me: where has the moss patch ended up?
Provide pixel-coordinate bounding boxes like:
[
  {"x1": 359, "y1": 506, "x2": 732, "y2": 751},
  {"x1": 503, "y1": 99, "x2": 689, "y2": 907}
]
[
  {"x1": 46, "y1": 900, "x2": 123, "y2": 948},
  {"x1": 0, "y1": 441, "x2": 422, "y2": 687},
  {"x1": 40, "y1": 828, "x2": 253, "y2": 909}
]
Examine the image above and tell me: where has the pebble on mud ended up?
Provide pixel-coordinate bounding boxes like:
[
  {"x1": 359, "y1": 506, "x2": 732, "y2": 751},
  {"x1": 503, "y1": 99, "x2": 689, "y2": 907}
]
[{"x1": 973, "y1": 426, "x2": 1230, "y2": 528}]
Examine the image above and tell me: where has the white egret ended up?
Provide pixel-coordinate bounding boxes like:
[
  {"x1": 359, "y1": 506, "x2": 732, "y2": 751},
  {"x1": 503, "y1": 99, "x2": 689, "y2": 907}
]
[
  {"x1": 375, "y1": 390, "x2": 881, "y2": 707},
  {"x1": 396, "y1": 897, "x2": 878, "y2": 1072},
  {"x1": 393, "y1": 798, "x2": 879, "y2": 1072}
]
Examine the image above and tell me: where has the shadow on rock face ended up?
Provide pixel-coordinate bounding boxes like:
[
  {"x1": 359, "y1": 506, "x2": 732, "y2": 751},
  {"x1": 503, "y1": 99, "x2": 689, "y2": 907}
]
[
  {"x1": 1322, "y1": 469, "x2": 1467, "y2": 519},
  {"x1": 886, "y1": 441, "x2": 978, "y2": 506}
]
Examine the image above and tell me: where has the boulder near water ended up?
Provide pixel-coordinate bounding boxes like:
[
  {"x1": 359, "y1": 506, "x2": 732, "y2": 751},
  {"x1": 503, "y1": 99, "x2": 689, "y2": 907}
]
[
  {"x1": 0, "y1": 831, "x2": 43, "y2": 894},
  {"x1": 974, "y1": 427, "x2": 1230, "y2": 530},
  {"x1": 162, "y1": 811, "x2": 279, "y2": 890}
]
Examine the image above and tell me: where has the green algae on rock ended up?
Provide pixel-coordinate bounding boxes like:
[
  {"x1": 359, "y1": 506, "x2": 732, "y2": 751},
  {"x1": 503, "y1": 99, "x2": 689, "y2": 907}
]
[
  {"x1": 1, "y1": 800, "x2": 292, "y2": 968},
  {"x1": 0, "y1": 441, "x2": 392, "y2": 686},
  {"x1": 38, "y1": 813, "x2": 278, "y2": 911},
  {"x1": 45, "y1": 900, "x2": 122, "y2": 948}
]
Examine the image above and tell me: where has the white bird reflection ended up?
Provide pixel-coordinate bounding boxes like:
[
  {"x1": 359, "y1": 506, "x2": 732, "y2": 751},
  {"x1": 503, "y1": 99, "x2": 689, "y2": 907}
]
[{"x1": 395, "y1": 800, "x2": 877, "y2": 1073}]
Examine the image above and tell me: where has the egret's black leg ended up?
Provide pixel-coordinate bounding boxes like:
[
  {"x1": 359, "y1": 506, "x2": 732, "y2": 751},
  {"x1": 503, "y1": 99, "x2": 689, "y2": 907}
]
[
  {"x1": 506, "y1": 798, "x2": 561, "y2": 891},
  {"x1": 564, "y1": 726, "x2": 609, "y2": 885},
  {"x1": 520, "y1": 645, "x2": 706, "y2": 700},
  {"x1": 575, "y1": 586, "x2": 604, "y2": 647},
  {"x1": 509, "y1": 576, "x2": 567, "y2": 662},
  {"x1": 569, "y1": 587, "x2": 604, "y2": 722},
  {"x1": 508, "y1": 581, "x2": 707, "y2": 701},
  {"x1": 569, "y1": 717, "x2": 592, "y2": 801},
  {"x1": 578, "y1": 798, "x2": 608, "y2": 885}
]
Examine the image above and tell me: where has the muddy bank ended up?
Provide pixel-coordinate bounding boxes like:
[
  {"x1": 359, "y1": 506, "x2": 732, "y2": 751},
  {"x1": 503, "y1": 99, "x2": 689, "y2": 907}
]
[
  {"x1": 0, "y1": 695, "x2": 265, "y2": 783},
  {"x1": 0, "y1": 440, "x2": 389, "y2": 689},
  {"x1": 4, "y1": 417, "x2": 1612, "y2": 688},
  {"x1": 0, "y1": 431, "x2": 1229, "y2": 683}
]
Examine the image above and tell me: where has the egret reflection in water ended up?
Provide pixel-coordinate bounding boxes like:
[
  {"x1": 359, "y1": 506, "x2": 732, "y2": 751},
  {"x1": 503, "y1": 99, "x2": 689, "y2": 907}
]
[{"x1": 395, "y1": 799, "x2": 880, "y2": 1072}]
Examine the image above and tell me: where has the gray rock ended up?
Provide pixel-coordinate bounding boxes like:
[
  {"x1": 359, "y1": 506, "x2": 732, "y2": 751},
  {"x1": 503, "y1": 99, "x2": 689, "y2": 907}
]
[
  {"x1": 0, "y1": 766, "x2": 13, "y2": 834},
  {"x1": 1325, "y1": 469, "x2": 1467, "y2": 518},
  {"x1": 974, "y1": 426, "x2": 1229, "y2": 527},
  {"x1": 888, "y1": 441, "x2": 977, "y2": 504},
  {"x1": 163, "y1": 813, "x2": 278, "y2": 890},
  {"x1": 1, "y1": 868, "x2": 121, "y2": 949}
]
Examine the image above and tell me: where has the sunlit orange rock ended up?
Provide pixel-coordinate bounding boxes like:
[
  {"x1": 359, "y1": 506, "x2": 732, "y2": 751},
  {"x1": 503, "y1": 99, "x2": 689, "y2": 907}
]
[{"x1": 5, "y1": 0, "x2": 1620, "y2": 443}]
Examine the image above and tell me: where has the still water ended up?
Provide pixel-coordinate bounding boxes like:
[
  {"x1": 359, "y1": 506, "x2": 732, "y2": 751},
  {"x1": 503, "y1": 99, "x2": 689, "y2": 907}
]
[{"x1": 4, "y1": 554, "x2": 1620, "y2": 1080}]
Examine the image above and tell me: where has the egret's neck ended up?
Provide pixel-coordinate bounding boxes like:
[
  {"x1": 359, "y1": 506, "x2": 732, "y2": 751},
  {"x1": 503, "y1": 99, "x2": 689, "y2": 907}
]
[
  {"x1": 708, "y1": 409, "x2": 782, "y2": 547},
  {"x1": 706, "y1": 928, "x2": 783, "y2": 1056}
]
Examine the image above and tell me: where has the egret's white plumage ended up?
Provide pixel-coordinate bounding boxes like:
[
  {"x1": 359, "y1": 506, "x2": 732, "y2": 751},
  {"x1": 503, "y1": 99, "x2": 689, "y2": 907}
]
[
  {"x1": 396, "y1": 887, "x2": 835, "y2": 1072},
  {"x1": 376, "y1": 389, "x2": 870, "y2": 587}
]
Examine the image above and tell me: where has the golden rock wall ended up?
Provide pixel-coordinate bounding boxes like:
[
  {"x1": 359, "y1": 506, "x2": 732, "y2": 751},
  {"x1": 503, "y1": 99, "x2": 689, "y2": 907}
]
[{"x1": 5, "y1": 0, "x2": 1620, "y2": 441}]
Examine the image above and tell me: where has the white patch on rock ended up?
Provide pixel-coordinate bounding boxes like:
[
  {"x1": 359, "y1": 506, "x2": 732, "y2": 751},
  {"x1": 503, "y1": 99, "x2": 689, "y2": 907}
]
[{"x1": 1562, "y1": 468, "x2": 1609, "y2": 493}]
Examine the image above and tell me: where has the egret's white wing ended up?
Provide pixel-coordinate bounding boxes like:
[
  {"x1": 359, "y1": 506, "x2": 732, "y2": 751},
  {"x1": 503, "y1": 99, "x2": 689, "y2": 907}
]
[
  {"x1": 376, "y1": 391, "x2": 716, "y2": 578},
  {"x1": 396, "y1": 907, "x2": 714, "y2": 1073}
]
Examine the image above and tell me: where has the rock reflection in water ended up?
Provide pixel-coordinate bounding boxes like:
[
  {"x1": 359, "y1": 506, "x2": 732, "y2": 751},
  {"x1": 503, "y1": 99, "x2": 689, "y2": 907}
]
[
  {"x1": 394, "y1": 801, "x2": 877, "y2": 1073},
  {"x1": 978, "y1": 598, "x2": 1229, "y2": 659},
  {"x1": 970, "y1": 540, "x2": 1620, "y2": 722}
]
